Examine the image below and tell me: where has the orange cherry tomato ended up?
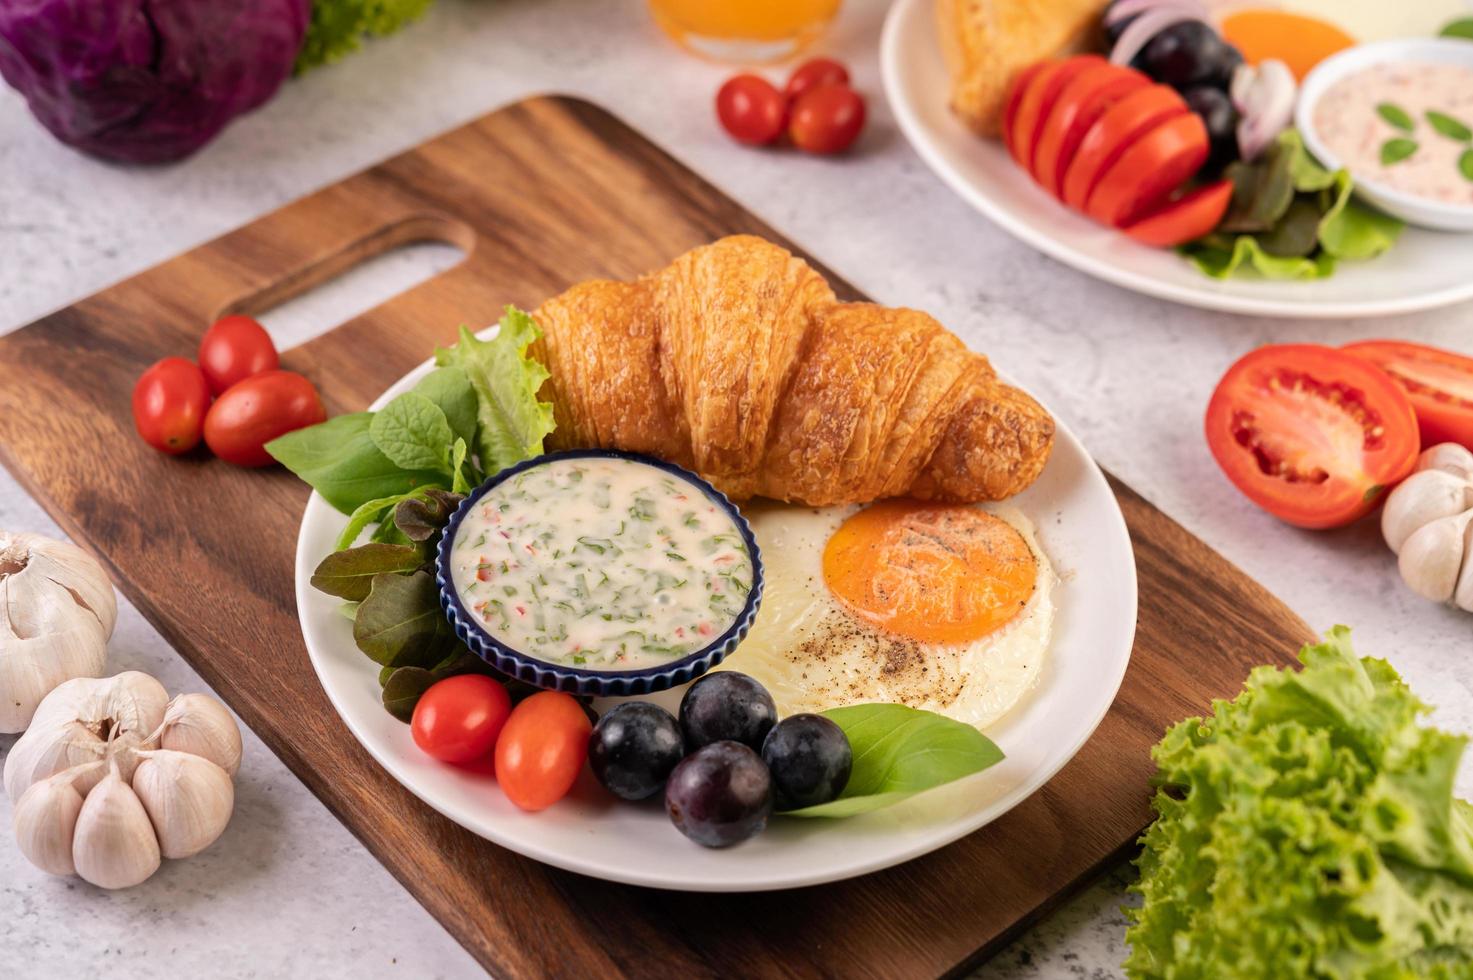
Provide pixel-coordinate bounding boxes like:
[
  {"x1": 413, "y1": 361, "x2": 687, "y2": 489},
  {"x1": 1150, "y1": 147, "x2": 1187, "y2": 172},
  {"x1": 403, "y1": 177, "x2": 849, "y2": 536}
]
[
  {"x1": 495, "y1": 691, "x2": 592, "y2": 812},
  {"x1": 1342, "y1": 341, "x2": 1473, "y2": 451},
  {"x1": 1205, "y1": 345, "x2": 1420, "y2": 529},
  {"x1": 1086, "y1": 113, "x2": 1209, "y2": 227},
  {"x1": 788, "y1": 83, "x2": 866, "y2": 154},
  {"x1": 1007, "y1": 56, "x2": 1105, "y2": 174},
  {"x1": 1001, "y1": 61, "x2": 1048, "y2": 152},
  {"x1": 1033, "y1": 68, "x2": 1149, "y2": 198},
  {"x1": 1061, "y1": 84, "x2": 1186, "y2": 212},
  {"x1": 412, "y1": 675, "x2": 512, "y2": 764},
  {"x1": 1122, "y1": 179, "x2": 1233, "y2": 247},
  {"x1": 131, "y1": 357, "x2": 211, "y2": 455},
  {"x1": 785, "y1": 57, "x2": 849, "y2": 101},
  {"x1": 198, "y1": 314, "x2": 279, "y2": 396},
  {"x1": 202, "y1": 369, "x2": 326, "y2": 467},
  {"x1": 716, "y1": 74, "x2": 787, "y2": 146}
]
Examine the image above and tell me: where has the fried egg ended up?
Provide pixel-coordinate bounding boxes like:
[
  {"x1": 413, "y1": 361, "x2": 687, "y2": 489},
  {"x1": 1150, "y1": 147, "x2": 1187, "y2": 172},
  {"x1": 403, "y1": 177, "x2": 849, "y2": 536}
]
[{"x1": 721, "y1": 500, "x2": 1054, "y2": 730}]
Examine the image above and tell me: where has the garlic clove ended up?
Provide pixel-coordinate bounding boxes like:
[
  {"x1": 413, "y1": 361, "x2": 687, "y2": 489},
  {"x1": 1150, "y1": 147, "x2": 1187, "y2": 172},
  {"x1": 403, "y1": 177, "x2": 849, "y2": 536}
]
[
  {"x1": 13, "y1": 767, "x2": 96, "y2": 877},
  {"x1": 1382, "y1": 469, "x2": 1473, "y2": 555},
  {"x1": 1398, "y1": 512, "x2": 1473, "y2": 605},
  {"x1": 0, "y1": 531, "x2": 117, "y2": 640},
  {"x1": 0, "y1": 621, "x2": 108, "y2": 734},
  {"x1": 71, "y1": 764, "x2": 161, "y2": 889},
  {"x1": 158, "y1": 693, "x2": 242, "y2": 777},
  {"x1": 1420, "y1": 442, "x2": 1473, "y2": 480},
  {"x1": 132, "y1": 750, "x2": 234, "y2": 859},
  {"x1": 4, "y1": 718, "x2": 105, "y2": 803},
  {"x1": 1455, "y1": 520, "x2": 1473, "y2": 613}
]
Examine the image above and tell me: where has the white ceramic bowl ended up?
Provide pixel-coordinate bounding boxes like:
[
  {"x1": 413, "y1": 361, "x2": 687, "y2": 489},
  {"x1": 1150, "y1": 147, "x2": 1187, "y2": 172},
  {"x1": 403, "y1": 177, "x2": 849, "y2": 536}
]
[{"x1": 1299, "y1": 38, "x2": 1473, "y2": 232}]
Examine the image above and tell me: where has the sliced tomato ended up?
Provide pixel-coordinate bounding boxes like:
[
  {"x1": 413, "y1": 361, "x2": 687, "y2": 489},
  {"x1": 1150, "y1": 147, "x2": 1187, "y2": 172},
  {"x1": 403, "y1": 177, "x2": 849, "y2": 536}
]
[
  {"x1": 1007, "y1": 56, "x2": 1105, "y2": 173},
  {"x1": 1062, "y1": 85, "x2": 1187, "y2": 213},
  {"x1": 1002, "y1": 61, "x2": 1047, "y2": 159},
  {"x1": 1205, "y1": 345, "x2": 1421, "y2": 529},
  {"x1": 1342, "y1": 341, "x2": 1473, "y2": 451},
  {"x1": 1123, "y1": 179, "x2": 1232, "y2": 247},
  {"x1": 1034, "y1": 69, "x2": 1150, "y2": 198},
  {"x1": 1086, "y1": 114, "x2": 1209, "y2": 227}
]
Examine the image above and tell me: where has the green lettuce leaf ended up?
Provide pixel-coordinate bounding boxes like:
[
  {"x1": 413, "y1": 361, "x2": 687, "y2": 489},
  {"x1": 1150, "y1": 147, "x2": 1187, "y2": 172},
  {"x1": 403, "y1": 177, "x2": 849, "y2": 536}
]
[
  {"x1": 1124, "y1": 628, "x2": 1473, "y2": 979},
  {"x1": 435, "y1": 307, "x2": 556, "y2": 476}
]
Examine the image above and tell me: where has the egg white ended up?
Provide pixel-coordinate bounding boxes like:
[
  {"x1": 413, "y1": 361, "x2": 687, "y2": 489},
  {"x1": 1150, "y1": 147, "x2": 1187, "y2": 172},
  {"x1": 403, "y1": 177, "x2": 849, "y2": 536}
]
[{"x1": 719, "y1": 502, "x2": 1055, "y2": 731}]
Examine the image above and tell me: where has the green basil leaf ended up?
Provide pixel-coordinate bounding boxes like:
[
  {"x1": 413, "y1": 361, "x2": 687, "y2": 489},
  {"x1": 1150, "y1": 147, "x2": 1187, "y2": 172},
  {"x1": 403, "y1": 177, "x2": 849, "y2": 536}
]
[
  {"x1": 412, "y1": 366, "x2": 479, "y2": 453},
  {"x1": 1461, "y1": 149, "x2": 1473, "y2": 183},
  {"x1": 1376, "y1": 103, "x2": 1415, "y2": 133},
  {"x1": 311, "y1": 543, "x2": 424, "y2": 601},
  {"x1": 394, "y1": 489, "x2": 464, "y2": 542},
  {"x1": 370, "y1": 391, "x2": 456, "y2": 473},
  {"x1": 266, "y1": 413, "x2": 444, "y2": 516},
  {"x1": 1442, "y1": 17, "x2": 1473, "y2": 40},
  {"x1": 381, "y1": 666, "x2": 438, "y2": 722},
  {"x1": 353, "y1": 570, "x2": 459, "y2": 667},
  {"x1": 1426, "y1": 110, "x2": 1473, "y2": 142},
  {"x1": 1381, "y1": 138, "x2": 1419, "y2": 165},
  {"x1": 782, "y1": 704, "x2": 1003, "y2": 818}
]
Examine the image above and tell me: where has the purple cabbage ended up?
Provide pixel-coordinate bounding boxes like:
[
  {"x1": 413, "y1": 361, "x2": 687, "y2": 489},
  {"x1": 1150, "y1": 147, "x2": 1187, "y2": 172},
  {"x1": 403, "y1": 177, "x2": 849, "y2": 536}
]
[{"x1": 0, "y1": 0, "x2": 310, "y2": 164}]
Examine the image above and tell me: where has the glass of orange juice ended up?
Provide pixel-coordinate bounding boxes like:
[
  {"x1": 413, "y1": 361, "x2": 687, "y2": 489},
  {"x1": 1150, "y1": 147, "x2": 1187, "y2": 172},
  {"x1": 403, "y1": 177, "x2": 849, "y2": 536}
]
[{"x1": 649, "y1": 0, "x2": 842, "y2": 63}]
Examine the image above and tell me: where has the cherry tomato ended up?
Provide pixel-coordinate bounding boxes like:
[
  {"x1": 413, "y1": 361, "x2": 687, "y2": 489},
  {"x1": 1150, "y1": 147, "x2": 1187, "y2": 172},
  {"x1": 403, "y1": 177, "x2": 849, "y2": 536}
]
[
  {"x1": 1205, "y1": 345, "x2": 1420, "y2": 529},
  {"x1": 202, "y1": 369, "x2": 326, "y2": 467},
  {"x1": 495, "y1": 691, "x2": 592, "y2": 812},
  {"x1": 788, "y1": 83, "x2": 866, "y2": 154},
  {"x1": 785, "y1": 57, "x2": 850, "y2": 101},
  {"x1": 1033, "y1": 67, "x2": 1148, "y2": 197},
  {"x1": 1007, "y1": 56, "x2": 1104, "y2": 173},
  {"x1": 1061, "y1": 84, "x2": 1186, "y2": 212},
  {"x1": 198, "y1": 315, "x2": 279, "y2": 396},
  {"x1": 1123, "y1": 179, "x2": 1232, "y2": 247},
  {"x1": 1343, "y1": 341, "x2": 1473, "y2": 451},
  {"x1": 1001, "y1": 62, "x2": 1048, "y2": 152},
  {"x1": 1085, "y1": 113, "x2": 1209, "y2": 227},
  {"x1": 132, "y1": 357, "x2": 211, "y2": 455},
  {"x1": 411, "y1": 675, "x2": 512, "y2": 764},
  {"x1": 716, "y1": 74, "x2": 787, "y2": 146}
]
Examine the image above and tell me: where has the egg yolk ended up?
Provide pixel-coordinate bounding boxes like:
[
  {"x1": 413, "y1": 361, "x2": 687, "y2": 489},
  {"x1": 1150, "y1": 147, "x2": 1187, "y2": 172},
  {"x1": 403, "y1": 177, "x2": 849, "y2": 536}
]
[
  {"x1": 822, "y1": 501, "x2": 1037, "y2": 646},
  {"x1": 1219, "y1": 10, "x2": 1355, "y2": 81}
]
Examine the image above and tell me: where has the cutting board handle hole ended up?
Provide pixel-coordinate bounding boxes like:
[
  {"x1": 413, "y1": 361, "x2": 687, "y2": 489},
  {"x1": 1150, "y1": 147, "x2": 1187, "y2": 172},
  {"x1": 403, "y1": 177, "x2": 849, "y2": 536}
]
[{"x1": 215, "y1": 214, "x2": 473, "y2": 350}]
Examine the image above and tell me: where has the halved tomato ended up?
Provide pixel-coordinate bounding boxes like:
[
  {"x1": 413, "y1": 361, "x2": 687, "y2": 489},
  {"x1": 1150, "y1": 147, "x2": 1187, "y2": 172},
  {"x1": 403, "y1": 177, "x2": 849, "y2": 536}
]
[
  {"x1": 1002, "y1": 61, "x2": 1047, "y2": 161},
  {"x1": 1086, "y1": 113, "x2": 1209, "y2": 227},
  {"x1": 1034, "y1": 69, "x2": 1150, "y2": 198},
  {"x1": 1123, "y1": 179, "x2": 1232, "y2": 247},
  {"x1": 1007, "y1": 56, "x2": 1105, "y2": 173},
  {"x1": 1062, "y1": 84, "x2": 1187, "y2": 212},
  {"x1": 1205, "y1": 345, "x2": 1421, "y2": 529},
  {"x1": 1342, "y1": 341, "x2": 1473, "y2": 451}
]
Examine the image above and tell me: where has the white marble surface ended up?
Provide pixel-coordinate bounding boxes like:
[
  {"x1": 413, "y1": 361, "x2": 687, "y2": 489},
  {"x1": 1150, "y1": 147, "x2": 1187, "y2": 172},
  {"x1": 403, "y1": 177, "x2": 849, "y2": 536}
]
[{"x1": 2, "y1": 1, "x2": 1470, "y2": 977}]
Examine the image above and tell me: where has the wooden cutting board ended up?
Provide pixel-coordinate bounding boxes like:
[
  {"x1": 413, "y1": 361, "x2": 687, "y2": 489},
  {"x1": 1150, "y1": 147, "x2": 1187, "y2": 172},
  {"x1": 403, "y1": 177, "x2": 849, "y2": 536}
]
[{"x1": 0, "y1": 97, "x2": 1313, "y2": 978}]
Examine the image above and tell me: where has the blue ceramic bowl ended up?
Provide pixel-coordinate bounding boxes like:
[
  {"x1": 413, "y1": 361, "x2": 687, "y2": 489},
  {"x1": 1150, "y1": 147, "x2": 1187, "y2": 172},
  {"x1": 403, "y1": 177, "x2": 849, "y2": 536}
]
[{"x1": 435, "y1": 450, "x2": 764, "y2": 697}]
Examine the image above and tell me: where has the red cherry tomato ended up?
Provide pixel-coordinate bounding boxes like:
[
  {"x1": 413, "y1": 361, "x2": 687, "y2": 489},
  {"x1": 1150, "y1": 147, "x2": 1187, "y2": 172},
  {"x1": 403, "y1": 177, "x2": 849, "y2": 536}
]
[
  {"x1": 1062, "y1": 84, "x2": 1186, "y2": 212},
  {"x1": 132, "y1": 357, "x2": 211, "y2": 455},
  {"x1": 1001, "y1": 62, "x2": 1048, "y2": 152},
  {"x1": 1205, "y1": 345, "x2": 1421, "y2": 529},
  {"x1": 1085, "y1": 112, "x2": 1209, "y2": 227},
  {"x1": 788, "y1": 83, "x2": 866, "y2": 154},
  {"x1": 1342, "y1": 341, "x2": 1473, "y2": 451},
  {"x1": 1123, "y1": 179, "x2": 1233, "y2": 247},
  {"x1": 198, "y1": 315, "x2": 279, "y2": 396},
  {"x1": 1033, "y1": 66, "x2": 1149, "y2": 197},
  {"x1": 716, "y1": 74, "x2": 787, "y2": 146},
  {"x1": 411, "y1": 675, "x2": 512, "y2": 764},
  {"x1": 785, "y1": 57, "x2": 850, "y2": 101},
  {"x1": 202, "y1": 369, "x2": 326, "y2": 467},
  {"x1": 1008, "y1": 56, "x2": 1107, "y2": 174},
  {"x1": 495, "y1": 691, "x2": 592, "y2": 812}
]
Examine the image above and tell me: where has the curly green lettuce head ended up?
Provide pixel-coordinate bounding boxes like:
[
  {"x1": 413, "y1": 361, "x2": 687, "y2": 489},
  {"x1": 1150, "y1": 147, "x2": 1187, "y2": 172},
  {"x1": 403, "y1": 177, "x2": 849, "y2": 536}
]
[{"x1": 1125, "y1": 627, "x2": 1473, "y2": 979}]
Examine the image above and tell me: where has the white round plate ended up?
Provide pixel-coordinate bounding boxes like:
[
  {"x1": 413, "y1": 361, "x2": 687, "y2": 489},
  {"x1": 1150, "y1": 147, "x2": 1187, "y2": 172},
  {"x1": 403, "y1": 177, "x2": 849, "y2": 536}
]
[
  {"x1": 880, "y1": 0, "x2": 1473, "y2": 318},
  {"x1": 294, "y1": 348, "x2": 1138, "y2": 892}
]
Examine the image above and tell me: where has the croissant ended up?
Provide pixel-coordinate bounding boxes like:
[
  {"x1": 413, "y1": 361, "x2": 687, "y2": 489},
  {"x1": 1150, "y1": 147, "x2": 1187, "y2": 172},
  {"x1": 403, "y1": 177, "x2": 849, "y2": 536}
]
[{"x1": 530, "y1": 235, "x2": 1053, "y2": 507}]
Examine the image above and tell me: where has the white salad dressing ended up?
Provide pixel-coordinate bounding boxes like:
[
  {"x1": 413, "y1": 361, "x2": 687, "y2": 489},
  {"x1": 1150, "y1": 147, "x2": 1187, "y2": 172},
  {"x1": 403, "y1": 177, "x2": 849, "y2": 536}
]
[{"x1": 449, "y1": 457, "x2": 754, "y2": 670}]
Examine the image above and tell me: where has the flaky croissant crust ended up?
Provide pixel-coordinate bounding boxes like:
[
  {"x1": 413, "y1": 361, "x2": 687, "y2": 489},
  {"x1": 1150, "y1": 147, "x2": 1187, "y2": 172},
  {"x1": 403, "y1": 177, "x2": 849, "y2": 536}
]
[{"x1": 531, "y1": 235, "x2": 1053, "y2": 507}]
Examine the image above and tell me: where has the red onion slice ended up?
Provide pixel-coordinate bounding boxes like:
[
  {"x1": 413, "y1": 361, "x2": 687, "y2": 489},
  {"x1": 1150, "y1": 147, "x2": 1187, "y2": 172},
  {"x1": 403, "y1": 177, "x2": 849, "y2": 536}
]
[
  {"x1": 1110, "y1": 7, "x2": 1209, "y2": 67},
  {"x1": 1233, "y1": 59, "x2": 1297, "y2": 160}
]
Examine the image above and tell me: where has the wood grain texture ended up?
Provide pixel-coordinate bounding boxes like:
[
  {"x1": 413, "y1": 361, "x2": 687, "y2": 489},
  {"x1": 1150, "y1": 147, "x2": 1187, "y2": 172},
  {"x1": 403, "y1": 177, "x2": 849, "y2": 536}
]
[{"x1": 0, "y1": 97, "x2": 1314, "y2": 978}]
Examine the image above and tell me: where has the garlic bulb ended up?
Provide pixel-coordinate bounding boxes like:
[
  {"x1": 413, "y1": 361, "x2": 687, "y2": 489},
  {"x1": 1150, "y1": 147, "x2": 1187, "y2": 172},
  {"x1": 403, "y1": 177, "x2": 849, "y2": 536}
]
[
  {"x1": 5, "y1": 673, "x2": 242, "y2": 889},
  {"x1": 1, "y1": 531, "x2": 117, "y2": 733},
  {"x1": 1381, "y1": 443, "x2": 1473, "y2": 612}
]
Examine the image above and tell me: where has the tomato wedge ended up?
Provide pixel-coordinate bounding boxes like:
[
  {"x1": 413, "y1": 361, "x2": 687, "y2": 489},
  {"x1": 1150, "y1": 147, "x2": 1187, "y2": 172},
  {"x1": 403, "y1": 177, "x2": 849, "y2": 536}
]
[
  {"x1": 1007, "y1": 56, "x2": 1105, "y2": 173},
  {"x1": 1205, "y1": 345, "x2": 1420, "y2": 529},
  {"x1": 1085, "y1": 114, "x2": 1210, "y2": 228},
  {"x1": 1342, "y1": 341, "x2": 1473, "y2": 451},
  {"x1": 1034, "y1": 69, "x2": 1150, "y2": 198},
  {"x1": 1123, "y1": 179, "x2": 1232, "y2": 246},
  {"x1": 1062, "y1": 85, "x2": 1187, "y2": 212},
  {"x1": 1002, "y1": 61, "x2": 1047, "y2": 155}
]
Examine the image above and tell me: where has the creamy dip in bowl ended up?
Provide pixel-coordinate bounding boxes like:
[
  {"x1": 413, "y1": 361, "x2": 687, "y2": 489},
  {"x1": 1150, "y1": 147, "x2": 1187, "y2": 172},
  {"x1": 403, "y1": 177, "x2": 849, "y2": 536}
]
[
  {"x1": 1300, "y1": 39, "x2": 1473, "y2": 231},
  {"x1": 437, "y1": 450, "x2": 763, "y2": 696}
]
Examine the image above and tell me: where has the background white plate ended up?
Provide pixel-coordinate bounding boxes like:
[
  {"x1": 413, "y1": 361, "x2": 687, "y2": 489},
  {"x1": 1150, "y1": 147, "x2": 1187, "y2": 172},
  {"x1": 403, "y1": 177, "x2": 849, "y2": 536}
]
[
  {"x1": 294, "y1": 348, "x2": 1138, "y2": 892},
  {"x1": 880, "y1": 0, "x2": 1473, "y2": 319}
]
